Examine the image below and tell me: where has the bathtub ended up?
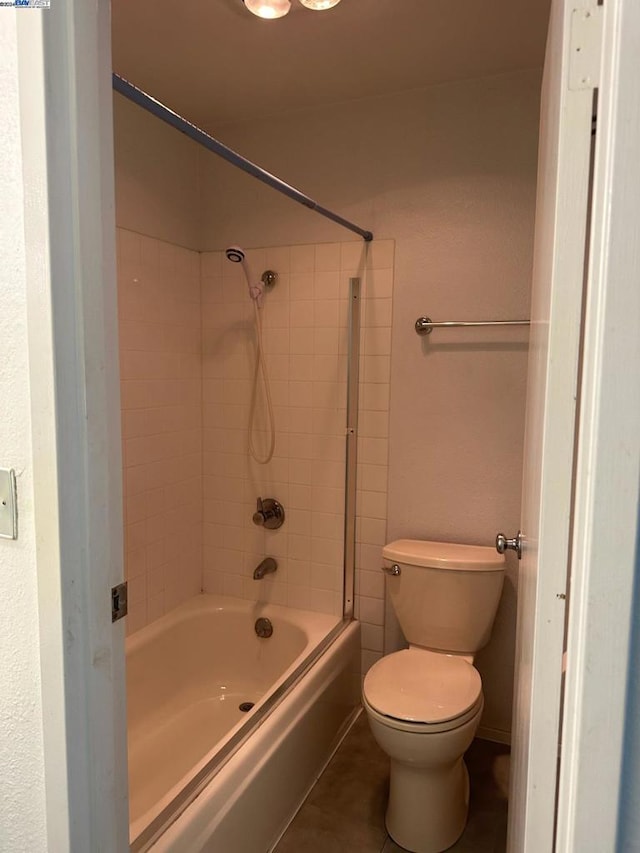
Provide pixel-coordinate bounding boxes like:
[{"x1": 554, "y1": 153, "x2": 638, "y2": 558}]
[{"x1": 127, "y1": 594, "x2": 360, "y2": 851}]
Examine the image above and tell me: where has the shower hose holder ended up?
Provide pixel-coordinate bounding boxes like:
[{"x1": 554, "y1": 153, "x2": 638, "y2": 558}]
[{"x1": 261, "y1": 270, "x2": 277, "y2": 289}]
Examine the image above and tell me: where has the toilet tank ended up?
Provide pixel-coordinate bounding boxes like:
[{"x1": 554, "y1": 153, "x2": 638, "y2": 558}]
[{"x1": 383, "y1": 539, "x2": 505, "y2": 654}]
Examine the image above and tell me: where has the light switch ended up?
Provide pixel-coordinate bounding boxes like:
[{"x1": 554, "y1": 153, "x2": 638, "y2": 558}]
[{"x1": 0, "y1": 469, "x2": 18, "y2": 540}]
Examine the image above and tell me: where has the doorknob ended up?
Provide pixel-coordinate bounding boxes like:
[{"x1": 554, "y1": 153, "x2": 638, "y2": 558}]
[{"x1": 496, "y1": 530, "x2": 523, "y2": 560}]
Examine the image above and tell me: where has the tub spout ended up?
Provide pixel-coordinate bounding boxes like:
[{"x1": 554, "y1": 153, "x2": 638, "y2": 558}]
[{"x1": 253, "y1": 557, "x2": 278, "y2": 580}]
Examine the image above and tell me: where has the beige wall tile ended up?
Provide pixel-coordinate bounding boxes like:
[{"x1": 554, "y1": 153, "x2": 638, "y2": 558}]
[
  {"x1": 118, "y1": 229, "x2": 203, "y2": 634},
  {"x1": 197, "y1": 241, "x2": 393, "y2": 626}
]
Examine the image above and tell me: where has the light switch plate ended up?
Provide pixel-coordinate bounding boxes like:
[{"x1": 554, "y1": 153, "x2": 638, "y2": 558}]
[{"x1": 0, "y1": 469, "x2": 18, "y2": 540}]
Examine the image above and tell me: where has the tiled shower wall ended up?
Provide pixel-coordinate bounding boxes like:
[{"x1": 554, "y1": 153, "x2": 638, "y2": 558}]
[
  {"x1": 117, "y1": 228, "x2": 203, "y2": 634},
  {"x1": 117, "y1": 228, "x2": 393, "y2": 671},
  {"x1": 200, "y1": 242, "x2": 350, "y2": 616},
  {"x1": 200, "y1": 239, "x2": 394, "y2": 671}
]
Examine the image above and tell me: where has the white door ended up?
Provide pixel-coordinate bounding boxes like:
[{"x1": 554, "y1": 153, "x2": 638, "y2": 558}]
[{"x1": 507, "y1": 0, "x2": 602, "y2": 849}]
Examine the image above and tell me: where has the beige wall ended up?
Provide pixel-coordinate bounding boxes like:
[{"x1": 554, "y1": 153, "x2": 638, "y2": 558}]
[
  {"x1": 113, "y1": 95, "x2": 201, "y2": 250},
  {"x1": 0, "y1": 16, "x2": 47, "y2": 848},
  {"x1": 197, "y1": 70, "x2": 541, "y2": 737}
]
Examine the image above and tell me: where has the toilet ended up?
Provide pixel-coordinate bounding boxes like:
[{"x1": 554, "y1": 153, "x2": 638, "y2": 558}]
[{"x1": 362, "y1": 539, "x2": 505, "y2": 853}]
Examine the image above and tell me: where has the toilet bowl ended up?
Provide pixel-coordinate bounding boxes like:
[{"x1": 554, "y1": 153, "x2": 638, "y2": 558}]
[
  {"x1": 363, "y1": 648, "x2": 484, "y2": 853},
  {"x1": 363, "y1": 539, "x2": 505, "y2": 853}
]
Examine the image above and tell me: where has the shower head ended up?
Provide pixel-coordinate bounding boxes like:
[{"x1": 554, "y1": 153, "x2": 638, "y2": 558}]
[
  {"x1": 225, "y1": 245, "x2": 265, "y2": 306},
  {"x1": 225, "y1": 246, "x2": 245, "y2": 263}
]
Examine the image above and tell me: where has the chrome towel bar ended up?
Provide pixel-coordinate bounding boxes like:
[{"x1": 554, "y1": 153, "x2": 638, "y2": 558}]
[{"x1": 415, "y1": 316, "x2": 530, "y2": 335}]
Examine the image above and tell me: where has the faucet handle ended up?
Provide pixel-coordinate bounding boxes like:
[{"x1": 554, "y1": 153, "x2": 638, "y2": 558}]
[
  {"x1": 251, "y1": 497, "x2": 285, "y2": 530},
  {"x1": 253, "y1": 497, "x2": 266, "y2": 526}
]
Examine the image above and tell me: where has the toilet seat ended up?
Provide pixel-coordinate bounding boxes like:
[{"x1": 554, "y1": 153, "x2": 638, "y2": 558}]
[
  {"x1": 363, "y1": 692, "x2": 483, "y2": 734},
  {"x1": 363, "y1": 648, "x2": 483, "y2": 732}
]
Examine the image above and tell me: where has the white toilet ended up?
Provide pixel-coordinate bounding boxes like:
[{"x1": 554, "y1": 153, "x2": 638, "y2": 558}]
[{"x1": 362, "y1": 539, "x2": 505, "y2": 853}]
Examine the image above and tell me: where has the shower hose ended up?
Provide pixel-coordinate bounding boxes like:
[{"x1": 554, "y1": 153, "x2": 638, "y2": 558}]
[{"x1": 249, "y1": 298, "x2": 276, "y2": 464}]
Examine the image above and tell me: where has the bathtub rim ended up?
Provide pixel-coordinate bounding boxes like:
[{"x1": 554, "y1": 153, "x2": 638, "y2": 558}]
[
  {"x1": 125, "y1": 593, "x2": 337, "y2": 659},
  {"x1": 131, "y1": 606, "x2": 352, "y2": 852}
]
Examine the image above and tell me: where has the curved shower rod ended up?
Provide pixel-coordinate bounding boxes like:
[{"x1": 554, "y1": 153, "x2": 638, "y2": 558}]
[{"x1": 112, "y1": 73, "x2": 373, "y2": 242}]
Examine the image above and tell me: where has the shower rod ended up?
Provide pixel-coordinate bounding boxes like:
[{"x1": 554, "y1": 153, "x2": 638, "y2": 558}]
[{"x1": 112, "y1": 74, "x2": 373, "y2": 243}]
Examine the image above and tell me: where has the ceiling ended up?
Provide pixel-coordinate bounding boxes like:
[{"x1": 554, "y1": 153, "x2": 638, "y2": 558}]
[{"x1": 111, "y1": 0, "x2": 551, "y2": 129}]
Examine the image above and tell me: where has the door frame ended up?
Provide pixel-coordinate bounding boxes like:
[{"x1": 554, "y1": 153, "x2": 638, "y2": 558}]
[
  {"x1": 19, "y1": 0, "x2": 640, "y2": 848},
  {"x1": 506, "y1": 0, "x2": 598, "y2": 847},
  {"x1": 555, "y1": 0, "x2": 640, "y2": 847},
  {"x1": 17, "y1": 2, "x2": 128, "y2": 850}
]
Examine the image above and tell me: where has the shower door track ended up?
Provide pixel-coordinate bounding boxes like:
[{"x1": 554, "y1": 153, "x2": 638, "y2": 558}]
[{"x1": 112, "y1": 74, "x2": 373, "y2": 243}]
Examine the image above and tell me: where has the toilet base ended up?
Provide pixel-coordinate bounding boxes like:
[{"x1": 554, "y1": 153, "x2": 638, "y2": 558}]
[
  {"x1": 386, "y1": 757, "x2": 469, "y2": 853},
  {"x1": 363, "y1": 695, "x2": 482, "y2": 853}
]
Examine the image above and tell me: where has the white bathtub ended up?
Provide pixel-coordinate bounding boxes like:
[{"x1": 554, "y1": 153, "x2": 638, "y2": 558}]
[{"x1": 127, "y1": 594, "x2": 360, "y2": 851}]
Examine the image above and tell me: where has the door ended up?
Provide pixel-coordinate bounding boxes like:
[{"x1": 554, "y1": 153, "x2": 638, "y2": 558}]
[{"x1": 507, "y1": 0, "x2": 602, "y2": 849}]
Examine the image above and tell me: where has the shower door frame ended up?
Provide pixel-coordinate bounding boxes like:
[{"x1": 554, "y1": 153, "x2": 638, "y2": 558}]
[{"x1": 342, "y1": 276, "x2": 362, "y2": 621}]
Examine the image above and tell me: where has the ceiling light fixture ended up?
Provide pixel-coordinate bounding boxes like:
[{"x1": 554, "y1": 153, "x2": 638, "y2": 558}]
[
  {"x1": 243, "y1": 0, "x2": 291, "y2": 19},
  {"x1": 298, "y1": 0, "x2": 341, "y2": 8}
]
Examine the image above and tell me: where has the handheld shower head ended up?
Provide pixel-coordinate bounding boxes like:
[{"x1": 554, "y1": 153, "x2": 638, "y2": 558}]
[
  {"x1": 223, "y1": 247, "x2": 276, "y2": 464},
  {"x1": 225, "y1": 246, "x2": 245, "y2": 264},
  {"x1": 225, "y1": 245, "x2": 265, "y2": 306}
]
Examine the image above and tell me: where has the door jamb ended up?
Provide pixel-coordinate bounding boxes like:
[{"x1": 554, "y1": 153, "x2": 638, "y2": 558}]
[
  {"x1": 18, "y1": 2, "x2": 129, "y2": 848},
  {"x1": 556, "y1": 0, "x2": 640, "y2": 847}
]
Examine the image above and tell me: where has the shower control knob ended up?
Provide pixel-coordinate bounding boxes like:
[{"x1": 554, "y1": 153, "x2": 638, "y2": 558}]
[
  {"x1": 252, "y1": 497, "x2": 285, "y2": 530},
  {"x1": 496, "y1": 530, "x2": 523, "y2": 560}
]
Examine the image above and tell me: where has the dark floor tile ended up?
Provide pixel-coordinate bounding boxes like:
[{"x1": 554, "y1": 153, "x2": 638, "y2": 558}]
[
  {"x1": 448, "y1": 810, "x2": 501, "y2": 852},
  {"x1": 332, "y1": 711, "x2": 389, "y2": 768},
  {"x1": 464, "y1": 739, "x2": 511, "y2": 809},
  {"x1": 275, "y1": 801, "x2": 386, "y2": 853},
  {"x1": 275, "y1": 710, "x2": 509, "y2": 853},
  {"x1": 493, "y1": 814, "x2": 508, "y2": 853},
  {"x1": 307, "y1": 757, "x2": 389, "y2": 829},
  {"x1": 382, "y1": 836, "x2": 407, "y2": 853},
  {"x1": 304, "y1": 712, "x2": 389, "y2": 828}
]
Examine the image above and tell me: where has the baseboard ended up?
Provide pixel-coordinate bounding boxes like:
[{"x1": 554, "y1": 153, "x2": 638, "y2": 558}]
[{"x1": 476, "y1": 725, "x2": 511, "y2": 746}]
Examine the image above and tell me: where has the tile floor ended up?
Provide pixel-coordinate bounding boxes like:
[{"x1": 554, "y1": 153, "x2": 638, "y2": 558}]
[{"x1": 274, "y1": 710, "x2": 510, "y2": 853}]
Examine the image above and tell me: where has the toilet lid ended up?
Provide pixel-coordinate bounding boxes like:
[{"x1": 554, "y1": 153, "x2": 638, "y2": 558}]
[{"x1": 363, "y1": 649, "x2": 482, "y2": 724}]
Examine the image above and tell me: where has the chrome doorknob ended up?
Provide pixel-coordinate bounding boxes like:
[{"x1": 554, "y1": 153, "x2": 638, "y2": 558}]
[{"x1": 496, "y1": 530, "x2": 523, "y2": 560}]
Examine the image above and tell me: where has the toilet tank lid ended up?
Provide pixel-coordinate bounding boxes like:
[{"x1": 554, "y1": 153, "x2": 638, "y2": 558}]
[{"x1": 383, "y1": 539, "x2": 505, "y2": 571}]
